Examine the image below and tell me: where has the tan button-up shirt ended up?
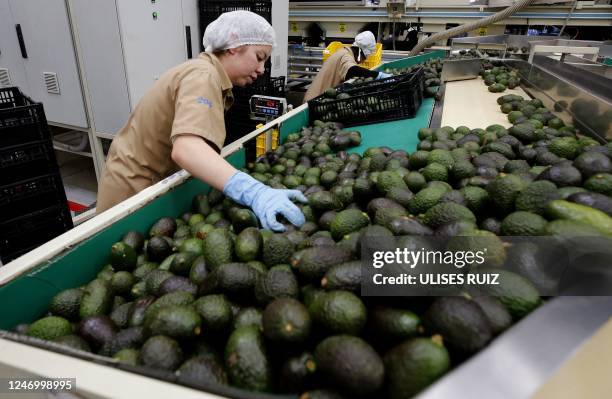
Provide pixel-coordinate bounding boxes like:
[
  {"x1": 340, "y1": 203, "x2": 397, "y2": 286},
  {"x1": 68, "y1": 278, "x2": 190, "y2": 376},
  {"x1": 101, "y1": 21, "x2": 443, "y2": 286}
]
[
  {"x1": 97, "y1": 52, "x2": 233, "y2": 212},
  {"x1": 303, "y1": 47, "x2": 357, "y2": 102}
]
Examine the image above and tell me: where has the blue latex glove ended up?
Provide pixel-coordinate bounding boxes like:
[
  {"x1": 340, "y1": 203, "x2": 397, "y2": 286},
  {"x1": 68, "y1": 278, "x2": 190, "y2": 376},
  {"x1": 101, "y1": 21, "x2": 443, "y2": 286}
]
[
  {"x1": 376, "y1": 72, "x2": 392, "y2": 80},
  {"x1": 223, "y1": 171, "x2": 307, "y2": 232}
]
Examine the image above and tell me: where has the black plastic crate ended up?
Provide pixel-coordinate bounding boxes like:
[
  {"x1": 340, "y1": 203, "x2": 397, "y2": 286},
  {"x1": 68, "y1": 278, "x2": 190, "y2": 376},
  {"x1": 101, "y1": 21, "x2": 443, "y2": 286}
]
[
  {"x1": 0, "y1": 204, "x2": 73, "y2": 264},
  {"x1": 0, "y1": 173, "x2": 69, "y2": 220},
  {"x1": 232, "y1": 76, "x2": 286, "y2": 103},
  {"x1": 0, "y1": 141, "x2": 58, "y2": 185},
  {"x1": 0, "y1": 87, "x2": 52, "y2": 148},
  {"x1": 308, "y1": 68, "x2": 424, "y2": 127}
]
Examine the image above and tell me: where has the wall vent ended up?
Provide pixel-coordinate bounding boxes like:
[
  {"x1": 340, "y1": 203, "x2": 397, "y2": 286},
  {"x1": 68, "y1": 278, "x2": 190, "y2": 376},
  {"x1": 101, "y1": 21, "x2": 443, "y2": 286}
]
[
  {"x1": 43, "y1": 72, "x2": 60, "y2": 94},
  {"x1": 0, "y1": 68, "x2": 11, "y2": 87}
]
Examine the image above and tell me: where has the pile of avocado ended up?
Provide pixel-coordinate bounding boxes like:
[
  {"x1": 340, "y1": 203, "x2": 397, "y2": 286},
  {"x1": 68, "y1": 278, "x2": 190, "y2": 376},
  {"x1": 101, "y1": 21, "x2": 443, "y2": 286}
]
[
  {"x1": 480, "y1": 62, "x2": 520, "y2": 93},
  {"x1": 381, "y1": 58, "x2": 442, "y2": 99},
  {"x1": 314, "y1": 84, "x2": 403, "y2": 122},
  {"x1": 17, "y1": 106, "x2": 612, "y2": 398}
]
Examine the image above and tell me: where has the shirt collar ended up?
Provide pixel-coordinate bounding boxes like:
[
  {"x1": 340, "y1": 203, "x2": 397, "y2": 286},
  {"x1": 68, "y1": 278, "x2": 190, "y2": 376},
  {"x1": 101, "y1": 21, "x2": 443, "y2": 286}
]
[{"x1": 199, "y1": 52, "x2": 233, "y2": 92}]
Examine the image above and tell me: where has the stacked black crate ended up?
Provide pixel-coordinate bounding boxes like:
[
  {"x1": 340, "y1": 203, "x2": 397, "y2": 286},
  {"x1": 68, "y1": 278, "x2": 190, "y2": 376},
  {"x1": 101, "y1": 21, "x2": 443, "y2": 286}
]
[{"x1": 0, "y1": 87, "x2": 73, "y2": 264}]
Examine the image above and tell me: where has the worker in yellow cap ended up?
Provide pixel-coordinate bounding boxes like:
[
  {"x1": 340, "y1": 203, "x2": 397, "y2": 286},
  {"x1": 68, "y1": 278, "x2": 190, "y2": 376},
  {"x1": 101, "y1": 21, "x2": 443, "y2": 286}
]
[
  {"x1": 97, "y1": 11, "x2": 306, "y2": 232},
  {"x1": 303, "y1": 31, "x2": 391, "y2": 102}
]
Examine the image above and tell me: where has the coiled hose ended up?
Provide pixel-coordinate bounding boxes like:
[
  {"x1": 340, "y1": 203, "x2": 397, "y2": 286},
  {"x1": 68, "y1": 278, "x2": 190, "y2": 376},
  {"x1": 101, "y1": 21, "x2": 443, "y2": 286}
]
[{"x1": 408, "y1": 0, "x2": 537, "y2": 56}]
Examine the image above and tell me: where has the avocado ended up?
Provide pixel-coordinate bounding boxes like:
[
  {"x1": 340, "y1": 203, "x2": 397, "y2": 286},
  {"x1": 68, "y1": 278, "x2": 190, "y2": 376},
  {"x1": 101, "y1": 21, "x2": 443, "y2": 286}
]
[
  {"x1": 140, "y1": 335, "x2": 183, "y2": 371},
  {"x1": 149, "y1": 217, "x2": 177, "y2": 237},
  {"x1": 129, "y1": 295, "x2": 156, "y2": 327},
  {"x1": 545, "y1": 200, "x2": 612, "y2": 235},
  {"x1": 133, "y1": 262, "x2": 158, "y2": 281},
  {"x1": 387, "y1": 216, "x2": 434, "y2": 236},
  {"x1": 178, "y1": 237, "x2": 204, "y2": 256},
  {"x1": 231, "y1": 208, "x2": 259, "y2": 232},
  {"x1": 515, "y1": 180, "x2": 560, "y2": 215},
  {"x1": 459, "y1": 186, "x2": 490, "y2": 214},
  {"x1": 49, "y1": 288, "x2": 84, "y2": 320},
  {"x1": 584, "y1": 173, "x2": 612, "y2": 196},
  {"x1": 232, "y1": 307, "x2": 263, "y2": 330},
  {"x1": 291, "y1": 246, "x2": 353, "y2": 281},
  {"x1": 203, "y1": 228, "x2": 234, "y2": 271},
  {"x1": 501, "y1": 211, "x2": 547, "y2": 236},
  {"x1": 235, "y1": 227, "x2": 262, "y2": 262},
  {"x1": 473, "y1": 268, "x2": 541, "y2": 319},
  {"x1": 424, "y1": 297, "x2": 492, "y2": 354},
  {"x1": 321, "y1": 261, "x2": 361, "y2": 292},
  {"x1": 54, "y1": 334, "x2": 91, "y2": 352},
  {"x1": 100, "y1": 326, "x2": 146, "y2": 356},
  {"x1": 447, "y1": 230, "x2": 507, "y2": 267},
  {"x1": 122, "y1": 230, "x2": 145, "y2": 253},
  {"x1": 279, "y1": 352, "x2": 317, "y2": 393},
  {"x1": 309, "y1": 290, "x2": 366, "y2": 335},
  {"x1": 567, "y1": 192, "x2": 612, "y2": 216},
  {"x1": 143, "y1": 305, "x2": 201, "y2": 339},
  {"x1": 536, "y1": 165, "x2": 582, "y2": 187},
  {"x1": 192, "y1": 193, "x2": 211, "y2": 216},
  {"x1": 109, "y1": 271, "x2": 135, "y2": 296},
  {"x1": 367, "y1": 306, "x2": 420, "y2": 342},
  {"x1": 422, "y1": 202, "x2": 476, "y2": 229},
  {"x1": 110, "y1": 302, "x2": 134, "y2": 328},
  {"x1": 263, "y1": 234, "x2": 294, "y2": 266},
  {"x1": 169, "y1": 252, "x2": 198, "y2": 276},
  {"x1": 262, "y1": 298, "x2": 311, "y2": 344},
  {"x1": 109, "y1": 241, "x2": 137, "y2": 271},
  {"x1": 544, "y1": 219, "x2": 604, "y2": 237},
  {"x1": 189, "y1": 255, "x2": 209, "y2": 285},
  {"x1": 78, "y1": 315, "x2": 117, "y2": 350},
  {"x1": 147, "y1": 236, "x2": 173, "y2": 262},
  {"x1": 255, "y1": 265, "x2": 299, "y2": 304},
  {"x1": 27, "y1": 316, "x2": 72, "y2": 341},
  {"x1": 216, "y1": 262, "x2": 260, "y2": 302},
  {"x1": 309, "y1": 191, "x2": 342, "y2": 212},
  {"x1": 330, "y1": 209, "x2": 370, "y2": 241},
  {"x1": 225, "y1": 326, "x2": 272, "y2": 391},
  {"x1": 79, "y1": 279, "x2": 113, "y2": 319},
  {"x1": 422, "y1": 163, "x2": 448, "y2": 182},
  {"x1": 143, "y1": 269, "x2": 173, "y2": 296},
  {"x1": 468, "y1": 293, "x2": 512, "y2": 335},
  {"x1": 408, "y1": 186, "x2": 448, "y2": 215},
  {"x1": 176, "y1": 355, "x2": 228, "y2": 387},
  {"x1": 573, "y1": 152, "x2": 612, "y2": 177},
  {"x1": 158, "y1": 276, "x2": 198, "y2": 296},
  {"x1": 487, "y1": 174, "x2": 527, "y2": 215},
  {"x1": 193, "y1": 294, "x2": 232, "y2": 332},
  {"x1": 315, "y1": 335, "x2": 384, "y2": 396}
]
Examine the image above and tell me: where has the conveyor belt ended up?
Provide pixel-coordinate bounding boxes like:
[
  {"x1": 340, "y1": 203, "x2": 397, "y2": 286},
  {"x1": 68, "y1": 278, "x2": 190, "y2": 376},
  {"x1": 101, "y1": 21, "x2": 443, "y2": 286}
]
[
  {"x1": 347, "y1": 97, "x2": 435, "y2": 154},
  {"x1": 441, "y1": 77, "x2": 530, "y2": 128}
]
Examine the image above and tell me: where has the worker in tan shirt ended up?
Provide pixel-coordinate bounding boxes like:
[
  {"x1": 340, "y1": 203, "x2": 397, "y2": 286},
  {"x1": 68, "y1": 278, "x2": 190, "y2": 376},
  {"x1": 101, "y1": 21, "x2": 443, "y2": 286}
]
[
  {"x1": 303, "y1": 31, "x2": 391, "y2": 102},
  {"x1": 97, "y1": 11, "x2": 306, "y2": 232}
]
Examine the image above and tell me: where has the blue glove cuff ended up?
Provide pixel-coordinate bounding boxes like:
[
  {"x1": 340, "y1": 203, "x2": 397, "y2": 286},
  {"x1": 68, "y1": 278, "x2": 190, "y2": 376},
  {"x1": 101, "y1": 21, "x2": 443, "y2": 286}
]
[{"x1": 223, "y1": 171, "x2": 266, "y2": 208}]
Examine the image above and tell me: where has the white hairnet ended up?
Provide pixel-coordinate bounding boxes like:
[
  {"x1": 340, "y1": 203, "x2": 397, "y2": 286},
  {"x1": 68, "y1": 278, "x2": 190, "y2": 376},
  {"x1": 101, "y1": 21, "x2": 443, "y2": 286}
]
[
  {"x1": 353, "y1": 31, "x2": 377, "y2": 57},
  {"x1": 203, "y1": 10, "x2": 276, "y2": 53}
]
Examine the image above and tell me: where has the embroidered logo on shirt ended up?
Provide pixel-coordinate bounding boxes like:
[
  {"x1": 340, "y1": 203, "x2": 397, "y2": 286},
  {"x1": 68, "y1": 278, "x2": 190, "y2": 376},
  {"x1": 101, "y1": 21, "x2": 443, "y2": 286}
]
[{"x1": 196, "y1": 96, "x2": 213, "y2": 108}]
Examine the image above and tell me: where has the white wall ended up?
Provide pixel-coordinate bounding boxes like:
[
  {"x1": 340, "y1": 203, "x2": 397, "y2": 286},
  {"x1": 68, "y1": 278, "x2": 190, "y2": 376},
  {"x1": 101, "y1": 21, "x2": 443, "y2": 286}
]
[{"x1": 272, "y1": 0, "x2": 288, "y2": 78}]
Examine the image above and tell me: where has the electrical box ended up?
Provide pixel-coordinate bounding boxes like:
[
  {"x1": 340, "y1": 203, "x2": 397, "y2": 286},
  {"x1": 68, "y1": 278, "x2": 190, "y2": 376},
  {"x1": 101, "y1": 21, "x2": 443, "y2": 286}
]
[{"x1": 71, "y1": 0, "x2": 199, "y2": 136}]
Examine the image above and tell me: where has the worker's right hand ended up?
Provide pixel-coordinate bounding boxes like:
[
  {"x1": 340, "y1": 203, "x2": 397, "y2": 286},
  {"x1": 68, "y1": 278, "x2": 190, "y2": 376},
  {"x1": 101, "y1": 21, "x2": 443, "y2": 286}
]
[
  {"x1": 223, "y1": 171, "x2": 307, "y2": 232},
  {"x1": 376, "y1": 72, "x2": 393, "y2": 80}
]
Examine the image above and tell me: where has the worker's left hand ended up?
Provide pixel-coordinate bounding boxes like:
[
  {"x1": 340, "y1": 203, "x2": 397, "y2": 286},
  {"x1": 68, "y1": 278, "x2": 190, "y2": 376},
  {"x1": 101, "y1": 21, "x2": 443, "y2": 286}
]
[
  {"x1": 223, "y1": 171, "x2": 307, "y2": 232},
  {"x1": 376, "y1": 72, "x2": 393, "y2": 80}
]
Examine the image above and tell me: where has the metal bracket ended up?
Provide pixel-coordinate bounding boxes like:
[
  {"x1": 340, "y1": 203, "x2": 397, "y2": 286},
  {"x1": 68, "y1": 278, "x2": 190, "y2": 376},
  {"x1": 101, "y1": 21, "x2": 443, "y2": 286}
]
[{"x1": 386, "y1": 0, "x2": 405, "y2": 19}]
